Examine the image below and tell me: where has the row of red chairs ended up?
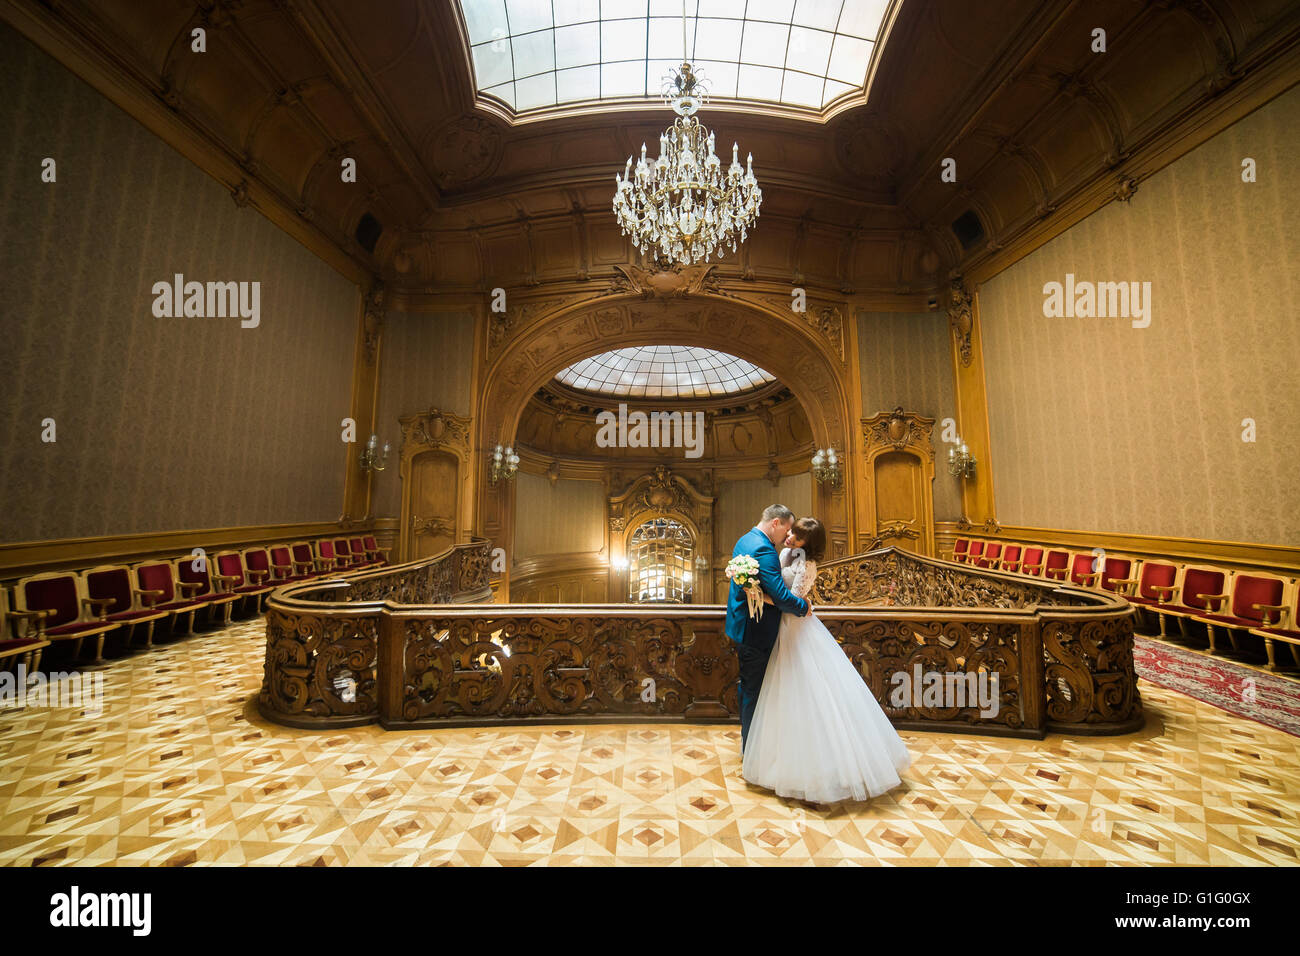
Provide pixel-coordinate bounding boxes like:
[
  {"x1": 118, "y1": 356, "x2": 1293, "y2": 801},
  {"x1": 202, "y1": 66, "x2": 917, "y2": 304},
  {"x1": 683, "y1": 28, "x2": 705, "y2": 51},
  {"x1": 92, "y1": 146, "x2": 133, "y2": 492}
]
[
  {"x1": 943, "y1": 537, "x2": 1300, "y2": 672},
  {"x1": 1, "y1": 535, "x2": 390, "y2": 669}
]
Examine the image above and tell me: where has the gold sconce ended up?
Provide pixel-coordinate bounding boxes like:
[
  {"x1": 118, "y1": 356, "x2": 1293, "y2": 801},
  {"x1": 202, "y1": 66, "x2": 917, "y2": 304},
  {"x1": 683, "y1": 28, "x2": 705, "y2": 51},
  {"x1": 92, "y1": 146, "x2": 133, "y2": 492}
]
[
  {"x1": 488, "y1": 443, "x2": 519, "y2": 485},
  {"x1": 360, "y1": 434, "x2": 390, "y2": 473},
  {"x1": 811, "y1": 446, "x2": 842, "y2": 488},
  {"x1": 948, "y1": 440, "x2": 976, "y2": 479}
]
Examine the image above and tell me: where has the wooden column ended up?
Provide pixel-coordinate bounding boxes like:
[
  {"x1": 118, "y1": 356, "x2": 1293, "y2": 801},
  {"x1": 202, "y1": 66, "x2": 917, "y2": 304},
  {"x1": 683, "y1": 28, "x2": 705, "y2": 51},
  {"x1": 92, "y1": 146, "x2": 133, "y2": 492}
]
[{"x1": 947, "y1": 279, "x2": 997, "y2": 527}]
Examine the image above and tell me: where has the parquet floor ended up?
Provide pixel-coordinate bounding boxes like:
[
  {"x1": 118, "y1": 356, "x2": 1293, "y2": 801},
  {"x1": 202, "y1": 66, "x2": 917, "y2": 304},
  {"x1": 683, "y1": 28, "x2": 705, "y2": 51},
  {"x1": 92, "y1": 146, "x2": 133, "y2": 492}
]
[{"x1": 1, "y1": 618, "x2": 1297, "y2": 866}]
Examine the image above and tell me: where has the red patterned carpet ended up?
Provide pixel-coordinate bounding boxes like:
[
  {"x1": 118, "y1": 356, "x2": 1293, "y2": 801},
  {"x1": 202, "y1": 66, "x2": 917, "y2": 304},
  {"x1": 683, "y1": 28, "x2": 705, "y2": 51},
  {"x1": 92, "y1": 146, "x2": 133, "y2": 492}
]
[{"x1": 1134, "y1": 636, "x2": 1300, "y2": 737}]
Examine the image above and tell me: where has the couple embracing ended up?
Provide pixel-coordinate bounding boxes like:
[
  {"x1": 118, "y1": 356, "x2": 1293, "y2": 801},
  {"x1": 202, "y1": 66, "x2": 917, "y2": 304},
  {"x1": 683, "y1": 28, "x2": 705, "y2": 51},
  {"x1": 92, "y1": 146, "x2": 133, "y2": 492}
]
[{"x1": 725, "y1": 505, "x2": 911, "y2": 805}]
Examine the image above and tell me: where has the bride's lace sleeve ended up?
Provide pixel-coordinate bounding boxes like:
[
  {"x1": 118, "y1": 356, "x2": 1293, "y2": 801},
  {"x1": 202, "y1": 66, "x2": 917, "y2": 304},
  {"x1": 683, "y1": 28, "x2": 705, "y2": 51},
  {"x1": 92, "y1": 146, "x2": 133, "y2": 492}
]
[{"x1": 791, "y1": 557, "x2": 817, "y2": 599}]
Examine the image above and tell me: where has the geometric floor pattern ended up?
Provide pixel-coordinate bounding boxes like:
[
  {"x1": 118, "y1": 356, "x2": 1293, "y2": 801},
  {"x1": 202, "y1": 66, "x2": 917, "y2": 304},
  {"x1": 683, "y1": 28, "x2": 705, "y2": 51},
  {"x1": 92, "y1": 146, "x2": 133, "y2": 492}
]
[{"x1": 1, "y1": 618, "x2": 1298, "y2": 866}]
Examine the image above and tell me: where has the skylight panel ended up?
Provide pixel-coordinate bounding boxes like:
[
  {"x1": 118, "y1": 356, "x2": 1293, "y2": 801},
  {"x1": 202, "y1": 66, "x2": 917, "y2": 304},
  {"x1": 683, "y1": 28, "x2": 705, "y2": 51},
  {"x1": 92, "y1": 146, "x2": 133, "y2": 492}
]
[{"x1": 458, "y1": 0, "x2": 886, "y2": 115}]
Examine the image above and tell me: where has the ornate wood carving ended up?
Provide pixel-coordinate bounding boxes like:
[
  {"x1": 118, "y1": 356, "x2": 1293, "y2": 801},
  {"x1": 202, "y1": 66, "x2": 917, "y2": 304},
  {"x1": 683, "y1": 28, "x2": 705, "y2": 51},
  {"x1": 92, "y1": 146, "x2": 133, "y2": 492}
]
[
  {"x1": 947, "y1": 277, "x2": 974, "y2": 367},
  {"x1": 258, "y1": 542, "x2": 1143, "y2": 737}
]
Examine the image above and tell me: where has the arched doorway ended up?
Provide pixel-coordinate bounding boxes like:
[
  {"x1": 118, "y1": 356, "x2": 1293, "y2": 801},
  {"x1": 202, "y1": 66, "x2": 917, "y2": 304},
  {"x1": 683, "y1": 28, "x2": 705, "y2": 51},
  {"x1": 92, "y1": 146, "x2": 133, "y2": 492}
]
[{"x1": 475, "y1": 294, "x2": 854, "y2": 598}]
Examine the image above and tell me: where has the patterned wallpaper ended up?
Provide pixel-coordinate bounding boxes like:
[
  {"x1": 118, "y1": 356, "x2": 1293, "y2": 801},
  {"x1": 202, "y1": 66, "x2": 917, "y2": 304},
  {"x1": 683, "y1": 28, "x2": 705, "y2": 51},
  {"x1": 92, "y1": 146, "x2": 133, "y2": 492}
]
[
  {"x1": 857, "y1": 312, "x2": 962, "y2": 520},
  {"x1": 0, "y1": 23, "x2": 359, "y2": 543},
  {"x1": 716, "y1": 473, "x2": 814, "y2": 562},
  {"x1": 513, "y1": 473, "x2": 608, "y2": 560},
  {"x1": 980, "y1": 84, "x2": 1300, "y2": 547},
  {"x1": 371, "y1": 310, "x2": 476, "y2": 517}
]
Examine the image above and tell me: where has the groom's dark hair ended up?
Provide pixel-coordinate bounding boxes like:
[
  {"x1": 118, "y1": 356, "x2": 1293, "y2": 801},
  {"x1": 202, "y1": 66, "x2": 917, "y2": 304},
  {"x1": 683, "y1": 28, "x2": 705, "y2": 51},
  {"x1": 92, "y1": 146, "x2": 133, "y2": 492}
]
[{"x1": 761, "y1": 504, "x2": 795, "y2": 523}]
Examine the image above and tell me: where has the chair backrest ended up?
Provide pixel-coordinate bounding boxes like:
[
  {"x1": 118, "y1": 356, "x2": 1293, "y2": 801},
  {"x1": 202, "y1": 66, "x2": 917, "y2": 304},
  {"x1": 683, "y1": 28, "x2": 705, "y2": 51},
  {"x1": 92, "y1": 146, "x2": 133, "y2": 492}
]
[
  {"x1": 135, "y1": 562, "x2": 178, "y2": 604},
  {"x1": 333, "y1": 539, "x2": 352, "y2": 559},
  {"x1": 1099, "y1": 555, "x2": 1136, "y2": 591},
  {"x1": 1137, "y1": 560, "x2": 1179, "y2": 600},
  {"x1": 275, "y1": 544, "x2": 300, "y2": 571},
  {"x1": 1044, "y1": 549, "x2": 1071, "y2": 575},
  {"x1": 968, "y1": 540, "x2": 985, "y2": 560},
  {"x1": 174, "y1": 556, "x2": 216, "y2": 596},
  {"x1": 18, "y1": 573, "x2": 82, "y2": 627},
  {"x1": 1069, "y1": 552, "x2": 1097, "y2": 585},
  {"x1": 1181, "y1": 566, "x2": 1227, "y2": 610},
  {"x1": 318, "y1": 540, "x2": 338, "y2": 561},
  {"x1": 244, "y1": 547, "x2": 272, "y2": 575},
  {"x1": 984, "y1": 542, "x2": 1003, "y2": 562},
  {"x1": 1021, "y1": 547, "x2": 1044, "y2": 575},
  {"x1": 1229, "y1": 574, "x2": 1286, "y2": 622},
  {"x1": 953, "y1": 538, "x2": 969, "y2": 558},
  {"x1": 84, "y1": 565, "x2": 136, "y2": 613},
  {"x1": 214, "y1": 551, "x2": 248, "y2": 587},
  {"x1": 1002, "y1": 544, "x2": 1022, "y2": 570},
  {"x1": 363, "y1": 534, "x2": 379, "y2": 551},
  {"x1": 349, "y1": 537, "x2": 368, "y2": 559}
]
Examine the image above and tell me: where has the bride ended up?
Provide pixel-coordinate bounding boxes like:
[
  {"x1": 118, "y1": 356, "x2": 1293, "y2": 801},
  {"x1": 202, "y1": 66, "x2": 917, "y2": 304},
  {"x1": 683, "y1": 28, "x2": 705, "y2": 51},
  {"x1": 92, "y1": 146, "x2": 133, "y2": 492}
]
[{"x1": 742, "y1": 516, "x2": 912, "y2": 805}]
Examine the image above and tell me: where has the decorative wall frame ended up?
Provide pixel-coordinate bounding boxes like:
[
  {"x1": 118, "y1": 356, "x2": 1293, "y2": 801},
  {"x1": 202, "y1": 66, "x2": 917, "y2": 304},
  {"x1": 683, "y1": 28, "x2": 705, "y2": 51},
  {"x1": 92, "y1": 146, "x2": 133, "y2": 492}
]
[
  {"x1": 397, "y1": 408, "x2": 474, "y2": 562},
  {"x1": 860, "y1": 407, "x2": 937, "y2": 556}
]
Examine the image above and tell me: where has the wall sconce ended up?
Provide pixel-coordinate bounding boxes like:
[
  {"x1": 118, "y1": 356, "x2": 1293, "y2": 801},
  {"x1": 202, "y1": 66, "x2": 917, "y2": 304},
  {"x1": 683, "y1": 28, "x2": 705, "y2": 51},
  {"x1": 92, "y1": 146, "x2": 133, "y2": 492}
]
[
  {"x1": 811, "y1": 446, "x2": 842, "y2": 488},
  {"x1": 488, "y1": 443, "x2": 519, "y2": 485},
  {"x1": 612, "y1": 556, "x2": 629, "y2": 573},
  {"x1": 360, "y1": 434, "x2": 390, "y2": 473},
  {"x1": 948, "y1": 440, "x2": 977, "y2": 479}
]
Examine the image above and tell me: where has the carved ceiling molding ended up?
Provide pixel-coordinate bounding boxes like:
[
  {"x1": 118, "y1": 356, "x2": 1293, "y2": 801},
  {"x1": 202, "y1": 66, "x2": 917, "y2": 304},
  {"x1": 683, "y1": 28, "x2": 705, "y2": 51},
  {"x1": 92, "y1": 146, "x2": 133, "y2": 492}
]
[{"x1": 608, "y1": 262, "x2": 726, "y2": 299}]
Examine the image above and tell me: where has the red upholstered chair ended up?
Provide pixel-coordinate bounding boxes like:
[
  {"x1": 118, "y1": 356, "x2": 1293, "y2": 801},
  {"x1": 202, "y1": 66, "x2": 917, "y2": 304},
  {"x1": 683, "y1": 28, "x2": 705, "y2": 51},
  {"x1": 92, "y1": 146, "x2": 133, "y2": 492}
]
[
  {"x1": 83, "y1": 565, "x2": 168, "y2": 651},
  {"x1": 279, "y1": 543, "x2": 316, "y2": 580},
  {"x1": 1000, "y1": 544, "x2": 1023, "y2": 574},
  {"x1": 333, "y1": 538, "x2": 367, "y2": 570},
  {"x1": 1, "y1": 585, "x2": 51, "y2": 673},
  {"x1": 315, "y1": 539, "x2": 342, "y2": 573},
  {"x1": 243, "y1": 547, "x2": 289, "y2": 590},
  {"x1": 174, "y1": 556, "x2": 240, "y2": 626},
  {"x1": 349, "y1": 537, "x2": 382, "y2": 568},
  {"x1": 15, "y1": 571, "x2": 119, "y2": 664},
  {"x1": 1195, "y1": 572, "x2": 1292, "y2": 657},
  {"x1": 944, "y1": 538, "x2": 970, "y2": 563},
  {"x1": 1249, "y1": 579, "x2": 1300, "y2": 671},
  {"x1": 1067, "y1": 552, "x2": 1101, "y2": 588},
  {"x1": 1020, "y1": 547, "x2": 1045, "y2": 577},
  {"x1": 132, "y1": 561, "x2": 208, "y2": 636},
  {"x1": 362, "y1": 535, "x2": 390, "y2": 565},
  {"x1": 1125, "y1": 560, "x2": 1183, "y2": 635},
  {"x1": 975, "y1": 541, "x2": 1003, "y2": 570},
  {"x1": 1098, "y1": 554, "x2": 1141, "y2": 595},
  {"x1": 214, "y1": 551, "x2": 273, "y2": 614},
  {"x1": 1043, "y1": 549, "x2": 1071, "y2": 582},
  {"x1": 1150, "y1": 565, "x2": 1231, "y2": 649},
  {"x1": 966, "y1": 540, "x2": 986, "y2": 567}
]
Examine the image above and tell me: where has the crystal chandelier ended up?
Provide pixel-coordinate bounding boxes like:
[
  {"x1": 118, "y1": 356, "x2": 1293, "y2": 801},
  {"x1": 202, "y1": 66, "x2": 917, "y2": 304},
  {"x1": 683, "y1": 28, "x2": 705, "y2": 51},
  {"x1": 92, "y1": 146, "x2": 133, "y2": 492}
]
[{"x1": 612, "y1": 10, "x2": 761, "y2": 265}]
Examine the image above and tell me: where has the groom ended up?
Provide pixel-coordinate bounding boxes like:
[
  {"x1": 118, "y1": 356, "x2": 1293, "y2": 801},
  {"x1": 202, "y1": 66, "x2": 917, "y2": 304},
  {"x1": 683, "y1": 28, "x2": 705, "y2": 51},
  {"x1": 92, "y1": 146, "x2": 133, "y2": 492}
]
[{"x1": 725, "y1": 504, "x2": 811, "y2": 754}]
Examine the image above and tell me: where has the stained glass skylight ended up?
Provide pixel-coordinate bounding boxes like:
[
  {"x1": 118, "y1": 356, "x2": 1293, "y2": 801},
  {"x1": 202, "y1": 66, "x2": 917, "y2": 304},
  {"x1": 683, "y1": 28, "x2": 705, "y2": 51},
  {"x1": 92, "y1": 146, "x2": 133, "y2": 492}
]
[
  {"x1": 456, "y1": 1, "x2": 890, "y2": 114},
  {"x1": 556, "y1": 346, "x2": 775, "y2": 398}
]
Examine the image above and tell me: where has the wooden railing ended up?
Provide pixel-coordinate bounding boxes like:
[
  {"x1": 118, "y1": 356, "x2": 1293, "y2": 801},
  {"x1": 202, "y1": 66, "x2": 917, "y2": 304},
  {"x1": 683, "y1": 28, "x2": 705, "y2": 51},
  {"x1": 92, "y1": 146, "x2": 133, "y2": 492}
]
[{"x1": 256, "y1": 542, "x2": 1143, "y2": 738}]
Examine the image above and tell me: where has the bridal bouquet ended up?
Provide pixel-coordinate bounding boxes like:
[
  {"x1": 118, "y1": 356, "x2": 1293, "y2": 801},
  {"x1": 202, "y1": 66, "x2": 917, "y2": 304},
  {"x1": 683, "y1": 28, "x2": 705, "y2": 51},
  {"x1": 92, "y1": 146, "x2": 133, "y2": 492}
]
[{"x1": 725, "y1": 555, "x2": 764, "y2": 621}]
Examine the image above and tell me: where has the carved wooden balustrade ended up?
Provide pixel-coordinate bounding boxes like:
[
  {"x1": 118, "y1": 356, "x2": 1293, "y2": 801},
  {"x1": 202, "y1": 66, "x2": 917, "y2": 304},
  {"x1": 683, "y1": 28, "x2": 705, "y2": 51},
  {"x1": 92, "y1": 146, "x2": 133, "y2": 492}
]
[{"x1": 257, "y1": 543, "x2": 1143, "y2": 738}]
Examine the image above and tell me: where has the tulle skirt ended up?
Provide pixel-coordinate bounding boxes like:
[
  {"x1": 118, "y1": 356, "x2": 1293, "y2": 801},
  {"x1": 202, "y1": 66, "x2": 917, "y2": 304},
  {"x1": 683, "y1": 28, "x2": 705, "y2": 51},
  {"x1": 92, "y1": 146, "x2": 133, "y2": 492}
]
[{"x1": 742, "y1": 610, "x2": 912, "y2": 803}]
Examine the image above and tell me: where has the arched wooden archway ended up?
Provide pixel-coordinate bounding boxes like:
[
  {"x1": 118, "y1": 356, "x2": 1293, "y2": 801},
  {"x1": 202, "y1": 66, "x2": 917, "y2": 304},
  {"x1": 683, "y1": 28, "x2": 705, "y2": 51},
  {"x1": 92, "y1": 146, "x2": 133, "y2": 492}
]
[{"x1": 474, "y1": 293, "x2": 856, "y2": 593}]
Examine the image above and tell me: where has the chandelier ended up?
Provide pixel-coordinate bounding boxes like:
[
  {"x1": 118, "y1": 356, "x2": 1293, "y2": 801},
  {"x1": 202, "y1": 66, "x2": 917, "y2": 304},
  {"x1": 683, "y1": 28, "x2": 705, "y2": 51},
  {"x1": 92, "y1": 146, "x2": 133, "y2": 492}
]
[{"x1": 612, "y1": 12, "x2": 761, "y2": 265}]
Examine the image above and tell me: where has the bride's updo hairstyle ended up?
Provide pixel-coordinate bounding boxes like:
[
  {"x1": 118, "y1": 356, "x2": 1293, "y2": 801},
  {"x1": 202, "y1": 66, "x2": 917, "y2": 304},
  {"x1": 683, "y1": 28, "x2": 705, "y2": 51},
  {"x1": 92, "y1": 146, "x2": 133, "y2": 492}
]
[{"x1": 793, "y1": 517, "x2": 826, "y2": 562}]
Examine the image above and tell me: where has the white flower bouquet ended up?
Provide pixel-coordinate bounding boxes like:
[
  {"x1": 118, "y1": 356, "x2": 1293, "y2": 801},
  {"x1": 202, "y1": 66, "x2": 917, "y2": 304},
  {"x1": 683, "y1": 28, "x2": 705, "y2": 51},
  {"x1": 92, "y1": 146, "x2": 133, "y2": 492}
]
[{"x1": 725, "y1": 554, "x2": 764, "y2": 620}]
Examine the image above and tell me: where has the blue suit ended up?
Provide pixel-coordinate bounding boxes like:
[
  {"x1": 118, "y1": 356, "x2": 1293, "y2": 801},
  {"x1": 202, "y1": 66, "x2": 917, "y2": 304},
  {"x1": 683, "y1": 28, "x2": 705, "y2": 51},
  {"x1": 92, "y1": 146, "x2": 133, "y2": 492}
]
[{"x1": 725, "y1": 527, "x2": 809, "y2": 753}]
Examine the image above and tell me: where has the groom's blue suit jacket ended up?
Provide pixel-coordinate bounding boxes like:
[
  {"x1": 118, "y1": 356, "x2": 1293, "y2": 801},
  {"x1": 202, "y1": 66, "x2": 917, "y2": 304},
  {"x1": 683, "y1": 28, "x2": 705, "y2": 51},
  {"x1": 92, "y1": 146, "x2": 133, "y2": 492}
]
[{"x1": 724, "y1": 527, "x2": 809, "y2": 650}]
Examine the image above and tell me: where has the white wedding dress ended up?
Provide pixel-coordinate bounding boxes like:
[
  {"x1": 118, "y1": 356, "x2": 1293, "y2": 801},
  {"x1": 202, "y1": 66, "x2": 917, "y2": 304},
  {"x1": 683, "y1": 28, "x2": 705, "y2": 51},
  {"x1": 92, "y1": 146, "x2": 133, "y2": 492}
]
[{"x1": 742, "y1": 548, "x2": 912, "y2": 803}]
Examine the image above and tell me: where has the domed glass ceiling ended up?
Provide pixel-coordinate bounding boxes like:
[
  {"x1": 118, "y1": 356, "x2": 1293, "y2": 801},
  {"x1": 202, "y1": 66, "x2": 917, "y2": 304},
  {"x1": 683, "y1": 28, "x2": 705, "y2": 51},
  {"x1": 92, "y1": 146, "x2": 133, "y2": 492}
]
[
  {"x1": 556, "y1": 346, "x2": 776, "y2": 398},
  {"x1": 456, "y1": 0, "x2": 890, "y2": 115}
]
